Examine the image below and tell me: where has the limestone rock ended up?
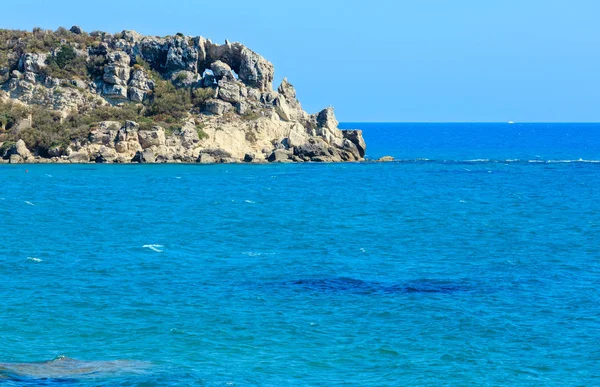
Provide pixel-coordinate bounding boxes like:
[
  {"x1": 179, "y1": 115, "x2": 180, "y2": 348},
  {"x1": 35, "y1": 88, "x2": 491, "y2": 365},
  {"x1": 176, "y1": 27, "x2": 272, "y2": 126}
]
[
  {"x1": 4, "y1": 140, "x2": 33, "y2": 162},
  {"x1": 180, "y1": 122, "x2": 200, "y2": 148},
  {"x1": 197, "y1": 149, "x2": 232, "y2": 163},
  {"x1": 103, "y1": 51, "x2": 131, "y2": 85},
  {"x1": 198, "y1": 153, "x2": 215, "y2": 164},
  {"x1": 165, "y1": 37, "x2": 198, "y2": 73},
  {"x1": 211, "y1": 61, "x2": 234, "y2": 81},
  {"x1": 342, "y1": 130, "x2": 366, "y2": 158},
  {"x1": 94, "y1": 146, "x2": 118, "y2": 163},
  {"x1": 102, "y1": 84, "x2": 128, "y2": 100},
  {"x1": 18, "y1": 53, "x2": 47, "y2": 73},
  {"x1": 217, "y1": 80, "x2": 241, "y2": 103},
  {"x1": 278, "y1": 78, "x2": 296, "y2": 100},
  {"x1": 138, "y1": 37, "x2": 168, "y2": 68},
  {"x1": 274, "y1": 96, "x2": 292, "y2": 122},
  {"x1": 9, "y1": 154, "x2": 23, "y2": 164},
  {"x1": 378, "y1": 156, "x2": 395, "y2": 162},
  {"x1": 128, "y1": 68, "x2": 153, "y2": 102},
  {"x1": 238, "y1": 47, "x2": 274, "y2": 91},
  {"x1": 132, "y1": 149, "x2": 156, "y2": 163},
  {"x1": 202, "y1": 99, "x2": 232, "y2": 115},
  {"x1": 268, "y1": 149, "x2": 291, "y2": 163},
  {"x1": 89, "y1": 121, "x2": 120, "y2": 146},
  {"x1": 317, "y1": 107, "x2": 339, "y2": 131},
  {"x1": 15, "y1": 140, "x2": 32, "y2": 160},
  {"x1": 138, "y1": 127, "x2": 166, "y2": 148},
  {"x1": 69, "y1": 150, "x2": 90, "y2": 163},
  {"x1": 294, "y1": 138, "x2": 332, "y2": 160}
]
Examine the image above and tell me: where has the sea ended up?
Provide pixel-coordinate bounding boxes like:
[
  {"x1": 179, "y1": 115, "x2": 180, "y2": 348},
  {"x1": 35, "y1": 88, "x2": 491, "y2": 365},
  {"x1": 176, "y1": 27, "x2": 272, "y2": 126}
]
[{"x1": 1, "y1": 123, "x2": 599, "y2": 386}]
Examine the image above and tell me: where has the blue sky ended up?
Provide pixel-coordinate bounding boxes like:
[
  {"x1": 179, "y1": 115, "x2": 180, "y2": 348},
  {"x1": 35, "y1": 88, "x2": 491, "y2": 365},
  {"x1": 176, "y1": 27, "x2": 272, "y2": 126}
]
[{"x1": 3, "y1": 0, "x2": 599, "y2": 122}]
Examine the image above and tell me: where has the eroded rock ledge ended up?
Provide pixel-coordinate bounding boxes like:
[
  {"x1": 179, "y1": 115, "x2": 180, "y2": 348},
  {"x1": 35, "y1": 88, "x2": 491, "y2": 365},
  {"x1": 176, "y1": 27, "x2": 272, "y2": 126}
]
[{"x1": 0, "y1": 27, "x2": 365, "y2": 163}]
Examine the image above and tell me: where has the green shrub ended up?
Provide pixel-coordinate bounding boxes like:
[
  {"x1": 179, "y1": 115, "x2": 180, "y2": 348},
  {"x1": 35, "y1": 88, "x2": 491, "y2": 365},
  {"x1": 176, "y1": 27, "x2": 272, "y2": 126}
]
[
  {"x1": 146, "y1": 78, "x2": 191, "y2": 120},
  {"x1": 134, "y1": 55, "x2": 152, "y2": 71},
  {"x1": 42, "y1": 45, "x2": 87, "y2": 79},
  {"x1": 55, "y1": 45, "x2": 76, "y2": 67},
  {"x1": 87, "y1": 54, "x2": 108, "y2": 79},
  {"x1": 192, "y1": 87, "x2": 214, "y2": 107},
  {"x1": 196, "y1": 124, "x2": 209, "y2": 140},
  {"x1": 0, "y1": 101, "x2": 29, "y2": 130}
]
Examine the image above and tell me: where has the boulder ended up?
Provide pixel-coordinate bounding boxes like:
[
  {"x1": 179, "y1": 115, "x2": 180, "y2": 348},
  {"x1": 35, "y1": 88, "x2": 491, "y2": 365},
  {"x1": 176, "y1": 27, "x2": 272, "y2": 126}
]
[
  {"x1": 103, "y1": 51, "x2": 131, "y2": 86},
  {"x1": 317, "y1": 107, "x2": 339, "y2": 131},
  {"x1": 268, "y1": 149, "x2": 291, "y2": 162},
  {"x1": 132, "y1": 149, "x2": 156, "y2": 163},
  {"x1": 342, "y1": 130, "x2": 366, "y2": 158},
  {"x1": 138, "y1": 127, "x2": 166, "y2": 148},
  {"x1": 180, "y1": 122, "x2": 200, "y2": 148},
  {"x1": 217, "y1": 80, "x2": 241, "y2": 103},
  {"x1": 202, "y1": 99, "x2": 232, "y2": 115},
  {"x1": 294, "y1": 138, "x2": 332, "y2": 160},
  {"x1": 9, "y1": 154, "x2": 23, "y2": 164},
  {"x1": 69, "y1": 151, "x2": 90, "y2": 163},
  {"x1": 235, "y1": 101, "x2": 250, "y2": 115},
  {"x1": 4, "y1": 140, "x2": 33, "y2": 161},
  {"x1": 70, "y1": 26, "x2": 83, "y2": 34},
  {"x1": 89, "y1": 121, "x2": 120, "y2": 146},
  {"x1": 278, "y1": 78, "x2": 297, "y2": 100},
  {"x1": 211, "y1": 60, "x2": 234, "y2": 81},
  {"x1": 197, "y1": 149, "x2": 232, "y2": 163},
  {"x1": 102, "y1": 84, "x2": 128, "y2": 100},
  {"x1": 18, "y1": 53, "x2": 47, "y2": 73},
  {"x1": 128, "y1": 68, "x2": 153, "y2": 102},
  {"x1": 94, "y1": 146, "x2": 118, "y2": 163},
  {"x1": 378, "y1": 156, "x2": 395, "y2": 162},
  {"x1": 197, "y1": 153, "x2": 215, "y2": 164},
  {"x1": 286, "y1": 127, "x2": 308, "y2": 148},
  {"x1": 274, "y1": 96, "x2": 292, "y2": 121},
  {"x1": 15, "y1": 139, "x2": 32, "y2": 160}
]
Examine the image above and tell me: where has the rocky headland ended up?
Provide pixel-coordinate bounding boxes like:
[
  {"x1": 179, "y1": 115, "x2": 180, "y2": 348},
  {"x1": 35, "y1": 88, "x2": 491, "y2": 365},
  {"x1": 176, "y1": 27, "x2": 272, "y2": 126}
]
[{"x1": 0, "y1": 26, "x2": 365, "y2": 164}]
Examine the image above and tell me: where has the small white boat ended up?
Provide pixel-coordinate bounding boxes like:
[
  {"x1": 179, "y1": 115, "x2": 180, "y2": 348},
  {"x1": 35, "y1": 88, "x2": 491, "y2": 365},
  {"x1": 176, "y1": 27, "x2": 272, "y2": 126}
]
[{"x1": 508, "y1": 121, "x2": 515, "y2": 124}]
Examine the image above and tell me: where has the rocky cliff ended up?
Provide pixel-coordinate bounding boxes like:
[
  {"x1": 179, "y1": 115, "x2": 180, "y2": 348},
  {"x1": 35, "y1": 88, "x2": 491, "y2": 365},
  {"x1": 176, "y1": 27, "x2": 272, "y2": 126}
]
[{"x1": 0, "y1": 26, "x2": 365, "y2": 163}]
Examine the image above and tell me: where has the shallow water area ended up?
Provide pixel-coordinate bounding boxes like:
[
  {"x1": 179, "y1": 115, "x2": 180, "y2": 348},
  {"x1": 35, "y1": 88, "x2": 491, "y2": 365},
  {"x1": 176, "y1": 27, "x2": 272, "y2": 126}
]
[{"x1": 1, "y1": 123, "x2": 600, "y2": 385}]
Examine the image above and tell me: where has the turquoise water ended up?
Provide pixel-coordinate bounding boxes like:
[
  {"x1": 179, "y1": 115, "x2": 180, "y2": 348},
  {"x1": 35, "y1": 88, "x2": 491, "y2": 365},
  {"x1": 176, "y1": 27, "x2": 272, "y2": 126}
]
[{"x1": 1, "y1": 123, "x2": 600, "y2": 385}]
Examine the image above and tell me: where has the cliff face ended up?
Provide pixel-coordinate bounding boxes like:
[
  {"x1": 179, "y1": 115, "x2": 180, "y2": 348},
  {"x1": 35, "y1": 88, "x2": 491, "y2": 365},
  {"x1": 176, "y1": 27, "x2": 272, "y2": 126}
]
[{"x1": 0, "y1": 27, "x2": 365, "y2": 163}]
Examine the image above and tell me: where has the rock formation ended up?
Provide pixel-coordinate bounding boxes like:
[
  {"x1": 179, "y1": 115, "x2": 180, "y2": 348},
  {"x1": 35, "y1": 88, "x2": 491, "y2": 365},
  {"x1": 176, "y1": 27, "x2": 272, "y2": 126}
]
[{"x1": 0, "y1": 27, "x2": 365, "y2": 163}]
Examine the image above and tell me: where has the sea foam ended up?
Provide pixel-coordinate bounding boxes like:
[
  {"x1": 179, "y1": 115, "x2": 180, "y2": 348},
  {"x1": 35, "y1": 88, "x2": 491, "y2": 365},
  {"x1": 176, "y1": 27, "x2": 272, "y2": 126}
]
[{"x1": 143, "y1": 244, "x2": 164, "y2": 253}]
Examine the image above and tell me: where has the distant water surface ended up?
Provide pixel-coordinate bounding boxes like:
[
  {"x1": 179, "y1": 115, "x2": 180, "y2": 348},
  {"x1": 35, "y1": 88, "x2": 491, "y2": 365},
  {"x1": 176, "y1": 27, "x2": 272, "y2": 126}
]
[
  {"x1": 1, "y1": 123, "x2": 599, "y2": 385},
  {"x1": 340, "y1": 122, "x2": 600, "y2": 161}
]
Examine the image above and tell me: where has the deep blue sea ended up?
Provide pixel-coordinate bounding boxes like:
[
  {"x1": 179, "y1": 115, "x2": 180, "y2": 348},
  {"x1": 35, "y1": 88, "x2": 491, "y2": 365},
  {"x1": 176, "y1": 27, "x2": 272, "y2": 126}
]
[{"x1": 1, "y1": 123, "x2": 600, "y2": 386}]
